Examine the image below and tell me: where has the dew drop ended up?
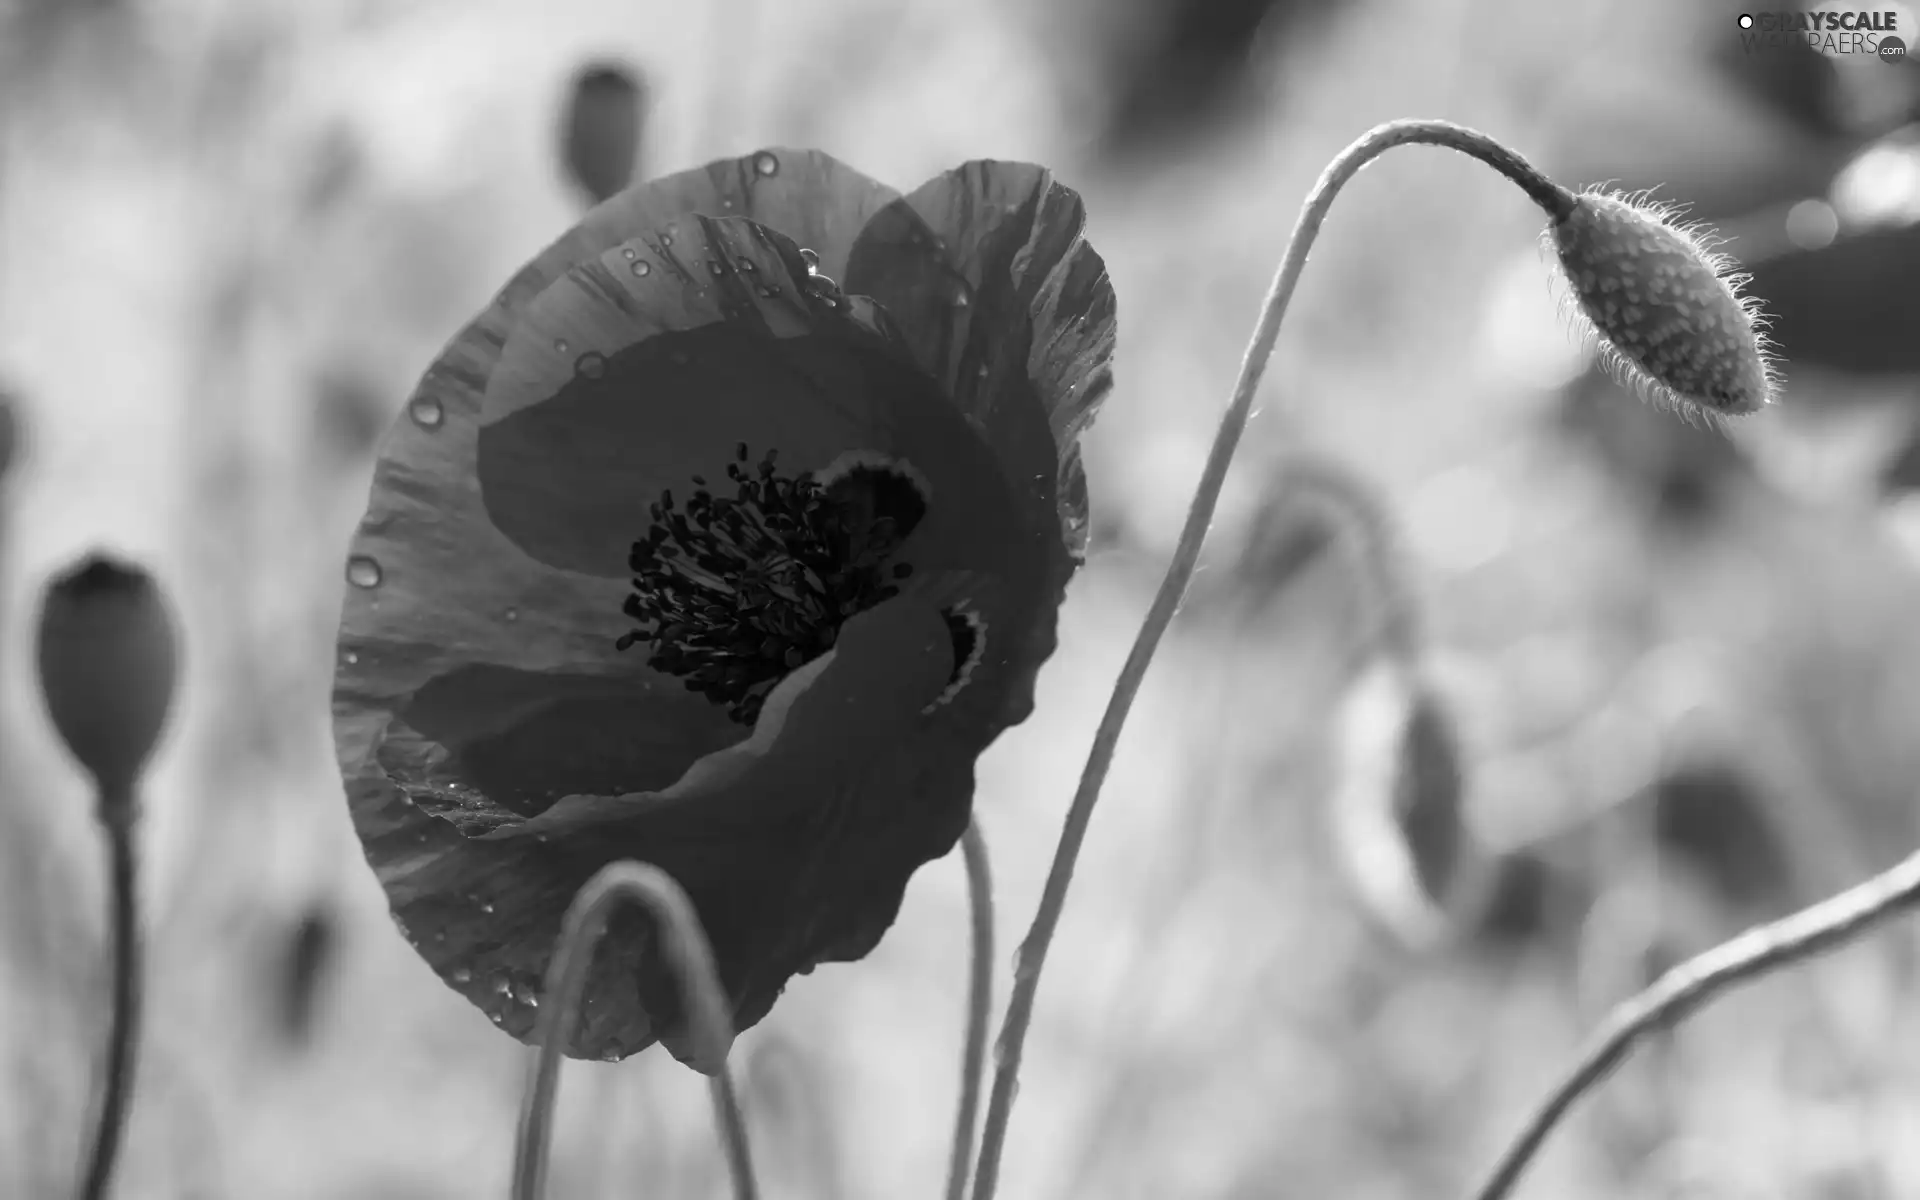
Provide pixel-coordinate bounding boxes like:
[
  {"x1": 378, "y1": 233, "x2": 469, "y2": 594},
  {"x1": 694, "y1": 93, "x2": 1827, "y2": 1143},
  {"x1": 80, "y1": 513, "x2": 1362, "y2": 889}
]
[
  {"x1": 799, "y1": 247, "x2": 820, "y2": 274},
  {"x1": 478, "y1": 900, "x2": 496, "y2": 915},
  {"x1": 451, "y1": 967, "x2": 473, "y2": 984},
  {"x1": 630, "y1": 259, "x2": 652, "y2": 277},
  {"x1": 504, "y1": 606, "x2": 519, "y2": 622},
  {"x1": 752, "y1": 150, "x2": 779, "y2": 176},
  {"x1": 757, "y1": 285, "x2": 780, "y2": 298},
  {"x1": 407, "y1": 396, "x2": 444, "y2": 428},
  {"x1": 341, "y1": 650, "x2": 359, "y2": 666},
  {"x1": 707, "y1": 259, "x2": 725, "y2": 276},
  {"x1": 553, "y1": 338, "x2": 570, "y2": 355},
  {"x1": 491, "y1": 975, "x2": 512, "y2": 996},
  {"x1": 659, "y1": 231, "x2": 674, "y2": 247},
  {"x1": 621, "y1": 247, "x2": 638, "y2": 260},
  {"x1": 736, "y1": 256, "x2": 758, "y2": 273},
  {"x1": 526, "y1": 994, "x2": 540, "y2": 1009},
  {"x1": 574, "y1": 351, "x2": 607, "y2": 380},
  {"x1": 345, "y1": 555, "x2": 382, "y2": 588},
  {"x1": 953, "y1": 282, "x2": 972, "y2": 309}
]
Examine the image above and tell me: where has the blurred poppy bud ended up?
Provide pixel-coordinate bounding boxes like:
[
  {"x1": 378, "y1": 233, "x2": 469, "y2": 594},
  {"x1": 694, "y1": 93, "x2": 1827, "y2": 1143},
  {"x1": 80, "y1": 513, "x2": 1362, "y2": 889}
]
[
  {"x1": 1551, "y1": 190, "x2": 1777, "y2": 419},
  {"x1": 35, "y1": 554, "x2": 179, "y2": 809},
  {"x1": 559, "y1": 61, "x2": 645, "y2": 205},
  {"x1": 0, "y1": 385, "x2": 18, "y2": 482},
  {"x1": 1330, "y1": 660, "x2": 1487, "y2": 948}
]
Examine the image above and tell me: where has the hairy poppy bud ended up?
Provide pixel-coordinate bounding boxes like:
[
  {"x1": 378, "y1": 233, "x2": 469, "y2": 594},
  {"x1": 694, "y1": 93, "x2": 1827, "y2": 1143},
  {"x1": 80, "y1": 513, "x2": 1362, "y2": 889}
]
[
  {"x1": 35, "y1": 554, "x2": 179, "y2": 808},
  {"x1": 1551, "y1": 190, "x2": 1777, "y2": 420}
]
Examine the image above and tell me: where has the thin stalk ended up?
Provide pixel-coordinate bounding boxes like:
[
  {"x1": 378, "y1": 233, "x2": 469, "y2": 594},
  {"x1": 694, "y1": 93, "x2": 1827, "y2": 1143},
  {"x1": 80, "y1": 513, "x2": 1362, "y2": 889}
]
[
  {"x1": 1471, "y1": 846, "x2": 1920, "y2": 1200},
  {"x1": 945, "y1": 821, "x2": 995, "y2": 1200},
  {"x1": 510, "y1": 861, "x2": 758, "y2": 1200},
  {"x1": 78, "y1": 792, "x2": 142, "y2": 1200},
  {"x1": 968, "y1": 120, "x2": 1573, "y2": 1200}
]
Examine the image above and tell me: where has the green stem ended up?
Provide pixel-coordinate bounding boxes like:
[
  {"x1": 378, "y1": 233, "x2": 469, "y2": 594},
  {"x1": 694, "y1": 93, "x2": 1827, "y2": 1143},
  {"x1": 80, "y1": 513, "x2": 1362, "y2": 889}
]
[
  {"x1": 79, "y1": 792, "x2": 141, "y2": 1200},
  {"x1": 510, "y1": 861, "x2": 758, "y2": 1200},
  {"x1": 967, "y1": 120, "x2": 1573, "y2": 1200},
  {"x1": 945, "y1": 821, "x2": 995, "y2": 1200}
]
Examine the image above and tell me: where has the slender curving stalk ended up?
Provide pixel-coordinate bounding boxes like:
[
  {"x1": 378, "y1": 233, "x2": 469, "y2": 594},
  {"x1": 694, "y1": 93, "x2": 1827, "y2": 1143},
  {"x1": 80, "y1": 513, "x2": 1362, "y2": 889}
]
[
  {"x1": 1471, "y1": 846, "x2": 1920, "y2": 1200},
  {"x1": 78, "y1": 791, "x2": 142, "y2": 1200},
  {"x1": 968, "y1": 121, "x2": 1574, "y2": 1200},
  {"x1": 945, "y1": 821, "x2": 995, "y2": 1200},
  {"x1": 510, "y1": 861, "x2": 758, "y2": 1200}
]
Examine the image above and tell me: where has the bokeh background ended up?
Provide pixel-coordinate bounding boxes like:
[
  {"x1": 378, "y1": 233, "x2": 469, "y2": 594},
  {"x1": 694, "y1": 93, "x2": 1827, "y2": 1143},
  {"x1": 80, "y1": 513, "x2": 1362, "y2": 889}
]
[{"x1": 5, "y1": 0, "x2": 1920, "y2": 1196}]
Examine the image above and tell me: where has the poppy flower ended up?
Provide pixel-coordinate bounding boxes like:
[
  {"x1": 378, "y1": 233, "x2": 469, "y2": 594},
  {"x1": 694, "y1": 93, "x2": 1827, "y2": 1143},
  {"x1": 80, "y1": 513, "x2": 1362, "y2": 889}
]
[{"x1": 332, "y1": 149, "x2": 1115, "y2": 1070}]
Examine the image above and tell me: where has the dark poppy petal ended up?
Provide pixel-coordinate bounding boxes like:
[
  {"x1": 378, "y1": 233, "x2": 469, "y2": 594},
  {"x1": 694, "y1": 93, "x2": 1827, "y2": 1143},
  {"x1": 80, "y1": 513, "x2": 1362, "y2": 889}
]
[
  {"x1": 371, "y1": 593, "x2": 959, "y2": 1069},
  {"x1": 477, "y1": 215, "x2": 1023, "y2": 579},
  {"x1": 842, "y1": 162, "x2": 1117, "y2": 744}
]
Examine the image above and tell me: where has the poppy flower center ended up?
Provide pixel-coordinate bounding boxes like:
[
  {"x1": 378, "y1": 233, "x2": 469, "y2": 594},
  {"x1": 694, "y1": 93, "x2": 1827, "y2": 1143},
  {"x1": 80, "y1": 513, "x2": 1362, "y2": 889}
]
[{"x1": 617, "y1": 442, "x2": 935, "y2": 725}]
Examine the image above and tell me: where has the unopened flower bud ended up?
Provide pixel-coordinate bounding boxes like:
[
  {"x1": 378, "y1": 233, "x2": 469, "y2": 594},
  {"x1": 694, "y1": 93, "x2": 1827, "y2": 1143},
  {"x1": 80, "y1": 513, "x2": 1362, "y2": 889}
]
[
  {"x1": 1552, "y1": 190, "x2": 1776, "y2": 420},
  {"x1": 35, "y1": 554, "x2": 179, "y2": 809}
]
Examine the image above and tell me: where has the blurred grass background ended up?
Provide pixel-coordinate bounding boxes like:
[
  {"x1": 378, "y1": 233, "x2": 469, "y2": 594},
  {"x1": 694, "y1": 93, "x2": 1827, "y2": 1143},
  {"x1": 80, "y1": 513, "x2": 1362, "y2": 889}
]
[{"x1": 5, "y1": 0, "x2": 1920, "y2": 1196}]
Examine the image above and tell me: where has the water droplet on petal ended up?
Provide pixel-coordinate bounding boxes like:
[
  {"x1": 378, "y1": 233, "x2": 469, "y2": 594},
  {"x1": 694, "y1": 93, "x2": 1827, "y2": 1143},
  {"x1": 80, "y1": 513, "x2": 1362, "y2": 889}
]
[
  {"x1": 525, "y1": 994, "x2": 540, "y2": 1009},
  {"x1": 575, "y1": 351, "x2": 606, "y2": 380},
  {"x1": 621, "y1": 247, "x2": 637, "y2": 260},
  {"x1": 630, "y1": 259, "x2": 652, "y2": 277},
  {"x1": 707, "y1": 259, "x2": 725, "y2": 276},
  {"x1": 346, "y1": 556, "x2": 382, "y2": 588},
  {"x1": 952, "y1": 282, "x2": 972, "y2": 309},
  {"x1": 659, "y1": 232, "x2": 674, "y2": 247},
  {"x1": 553, "y1": 339, "x2": 570, "y2": 355},
  {"x1": 407, "y1": 396, "x2": 444, "y2": 428},
  {"x1": 451, "y1": 967, "x2": 473, "y2": 985},
  {"x1": 479, "y1": 900, "x2": 496, "y2": 915},
  {"x1": 504, "y1": 606, "x2": 519, "y2": 622},
  {"x1": 736, "y1": 256, "x2": 757, "y2": 273},
  {"x1": 721, "y1": 198, "x2": 734, "y2": 210},
  {"x1": 757, "y1": 285, "x2": 780, "y2": 298},
  {"x1": 799, "y1": 247, "x2": 820, "y2": 274},
  {"x1": 752, "y1": 150, "x2": 779, "y2": 176},
  {"x1": 491, "y1": 974, "x2": 512, "y2": 996},
  {"x1": 341, "y1": 650, "x2": 359, "y2": 665}
]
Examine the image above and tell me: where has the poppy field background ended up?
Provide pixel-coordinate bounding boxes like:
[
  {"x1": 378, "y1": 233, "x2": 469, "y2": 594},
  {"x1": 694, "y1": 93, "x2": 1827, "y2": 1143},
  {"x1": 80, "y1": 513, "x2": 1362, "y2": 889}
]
[{"x1": 6, "y1": 0, "x2": 1920, "y2": 1196}]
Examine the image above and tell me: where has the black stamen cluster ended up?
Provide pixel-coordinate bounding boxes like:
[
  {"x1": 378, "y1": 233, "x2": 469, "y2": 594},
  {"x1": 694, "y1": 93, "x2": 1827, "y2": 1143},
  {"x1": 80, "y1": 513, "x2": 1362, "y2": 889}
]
[{"x1": 617, "y1": 443, "x2": 921, "y2": 725}]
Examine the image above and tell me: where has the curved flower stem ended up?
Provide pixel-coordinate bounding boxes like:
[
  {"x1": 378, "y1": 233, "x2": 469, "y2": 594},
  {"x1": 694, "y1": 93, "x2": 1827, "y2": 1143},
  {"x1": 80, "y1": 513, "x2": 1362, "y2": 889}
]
[
  {"x1": 1259, "y1": 453, "x2": 1424, "y2": 665},
  {"x1": 1471, "y1": 846, "x2": 1920, "y2": 1200},
  {"x1": 510, "y1": 861, "x2": 758, "y2": 1200},
  {"x1": 968, "y1": 120, "x2": 1574, "y2": 1200},
  {"x1": 79, "y1": 791, "x2": 142, "y2": 1200},
  {"x1": 945, "y1": 821, "x2": 995, "y2": 1200}
]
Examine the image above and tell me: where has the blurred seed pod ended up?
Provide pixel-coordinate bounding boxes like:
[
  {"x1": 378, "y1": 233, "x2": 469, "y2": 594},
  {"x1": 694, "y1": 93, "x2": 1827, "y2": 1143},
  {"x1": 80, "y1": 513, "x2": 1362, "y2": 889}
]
[
  {"x1": 310, "y1": 366, "x2": 388, "y2": 469},
  {"x1": 35, "y1": 554, "x2": 179, "y2": 806},
  {"x1": 271, "y1": 900, "x2": 341, "y2": 1050},
  {"x1": 559, "y1": 61, "x2": 646, "y2": 206},
  {"x1": 1086, "y1": 0, "x2": 1347, "y2": 167},
  {"x1": 0, "y1": 384, "x2": 19, "y2": 482},
  {"x1": 1329, "y1": 660, "x2": 1490, "y2": 948}
]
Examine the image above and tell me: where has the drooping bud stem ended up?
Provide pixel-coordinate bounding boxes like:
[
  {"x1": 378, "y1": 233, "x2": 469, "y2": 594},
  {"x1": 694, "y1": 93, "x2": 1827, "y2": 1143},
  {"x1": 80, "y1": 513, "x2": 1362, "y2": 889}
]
[
  {"x1": 511, "y1": 860, "x2": 758, "y2": 1200},
  {"x1": 970, "y1": 120, "x2": 1770, "y2": 1200}
]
